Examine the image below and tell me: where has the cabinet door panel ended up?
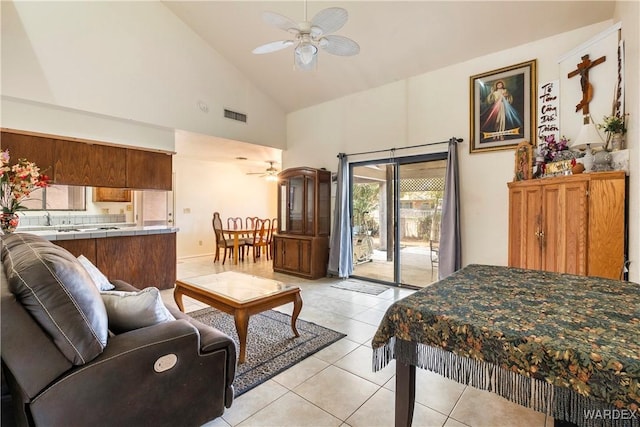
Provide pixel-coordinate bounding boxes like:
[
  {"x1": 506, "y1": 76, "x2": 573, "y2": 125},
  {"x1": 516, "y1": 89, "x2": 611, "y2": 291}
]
[
  {"x1": 305, "y1": 176, "x2": 315, "y2": 235},
  {"x1": 1, "y1": 132, "x2": 55, "y2": 174},
  {"x1": 287, "y1": 177, "x2": 304, "y2": 234},
  {"x1": 281, "y1": 239, "x2": 301, "y2": 271},
  {"x1": 509, "y1": 185, "x2": 542, "y2": 270},
  {"x1": 126, "y1": 149, "x2": 172, "y2": 190},
  {"x1": 541, "y1": 185, "x2": 562, "y2": 273},
  {"x1": 299, "y1": 239, "x2": 311, "y2": 274},
  {"x1": 273, "y1": 237, "x2": 285, "y2": 269},
  {"x1": 55, "y1": 140, "x2": 126, "y2": 187},
  {"x1": 542, "y1": 182, "x2": 587, "y2": 275},
  {"x1": 562, "y1": 182, "x2": 588, "y2": 275},
  {"x1": 318, "y1": 177, "x2": 331, "y2": 235},
  {"x1": 93, "y1": 187, "x2": 132, "y2": 202},
  {"x1": 588, "y1": 177, "x2": 625, "y2": 279}
]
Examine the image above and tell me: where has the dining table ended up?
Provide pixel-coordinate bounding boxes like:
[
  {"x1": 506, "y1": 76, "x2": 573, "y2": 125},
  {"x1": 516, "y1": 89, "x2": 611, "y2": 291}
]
[
  {"x1": 372, "y1": 264, "x2": 640, "y2": 427},
  {"x1": 221, "y1": 228, "x2": 254, "y2": 265}
]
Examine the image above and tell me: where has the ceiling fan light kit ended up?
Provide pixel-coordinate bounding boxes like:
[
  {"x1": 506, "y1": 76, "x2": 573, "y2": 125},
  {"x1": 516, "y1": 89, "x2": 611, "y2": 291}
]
[{"x1": 252, "y1": 2, "x2": 359, "y2": 71}]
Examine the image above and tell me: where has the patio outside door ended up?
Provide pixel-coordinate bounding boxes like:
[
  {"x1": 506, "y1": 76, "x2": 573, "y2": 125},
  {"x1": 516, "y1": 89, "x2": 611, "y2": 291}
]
[{"x1": 350, "y1": 155, "x2": 446, "y2": 288}]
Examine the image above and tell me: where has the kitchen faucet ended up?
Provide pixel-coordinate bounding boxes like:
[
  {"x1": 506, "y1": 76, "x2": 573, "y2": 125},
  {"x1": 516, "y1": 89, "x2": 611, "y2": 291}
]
[{"x1": 44, "y1": 211, "x2": 52, "y2": 226}]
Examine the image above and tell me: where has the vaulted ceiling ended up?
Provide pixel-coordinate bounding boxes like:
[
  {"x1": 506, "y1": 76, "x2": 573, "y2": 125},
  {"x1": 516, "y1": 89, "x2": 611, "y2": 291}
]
[{"x1": 164, "y1": 1, "x2": 616, "y2": 114}]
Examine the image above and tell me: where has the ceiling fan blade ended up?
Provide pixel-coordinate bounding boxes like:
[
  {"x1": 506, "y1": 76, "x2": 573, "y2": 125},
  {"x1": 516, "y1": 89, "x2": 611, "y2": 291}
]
[
  {"x1": 252, "y1": 40, "x2": 294, "y2": 54},
  {"x1": 262, "y1": 11, "x2": 300, "y2": 34},
  {"x1": 311, "y1": 7, "x2": 348, "y2": 35},
  {"x1": 319, "y1": 35, "x2": 360, "y2": 56}
]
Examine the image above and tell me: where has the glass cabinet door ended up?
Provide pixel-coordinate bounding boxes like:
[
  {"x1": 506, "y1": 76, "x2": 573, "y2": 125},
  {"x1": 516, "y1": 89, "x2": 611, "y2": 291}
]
[
  {"x1": 279, "y1": 182, "x2": 287, "y2": 233},
  {"x1": 305, "y1": 176, "x2": 315, "y2": 235},
  {"x1": 288, "y1": 177, "x2": 304, "y2": 233},
  {"x1": 318, "y1": 178, "x2": 330, "y2": 235}
]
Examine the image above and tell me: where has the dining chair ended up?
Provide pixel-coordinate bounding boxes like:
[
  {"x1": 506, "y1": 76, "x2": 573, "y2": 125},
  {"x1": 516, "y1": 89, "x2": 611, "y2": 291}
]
[
  {"x1": 227, "y1": 216, "x2": 248, "y2": 256},
  {"x1": 212, "y1": 212, "x2": 238, "y2": 264},
  {"x1": 262, "y1": 218, "x2": 272, "y2": 259},
  {"x1": 243, "y1": 216, "x2": 259, "y2": 256},
  {"x1": 246, "y1": 218, "x2": 269, "y2": 262},
  {"x1": 227, "y1": 217, "x2": 242, "y2": 231}
]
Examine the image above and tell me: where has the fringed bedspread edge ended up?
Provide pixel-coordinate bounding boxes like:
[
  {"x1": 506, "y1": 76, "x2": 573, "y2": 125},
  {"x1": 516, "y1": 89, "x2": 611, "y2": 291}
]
[{"x1": 372, "y1": 338, "x2": 639, "y2": 427}]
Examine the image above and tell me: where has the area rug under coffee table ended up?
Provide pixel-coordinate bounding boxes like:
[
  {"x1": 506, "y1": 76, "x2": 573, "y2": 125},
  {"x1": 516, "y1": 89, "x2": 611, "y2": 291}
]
[{"x1": 190, "y1": 307, "x2": 345, "y2": 396}]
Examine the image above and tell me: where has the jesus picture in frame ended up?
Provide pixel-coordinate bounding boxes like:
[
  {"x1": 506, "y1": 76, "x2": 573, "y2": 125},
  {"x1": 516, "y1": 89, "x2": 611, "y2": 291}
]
[{"x1": 470, "y1": 60, "x2": 537, "y2": 153}]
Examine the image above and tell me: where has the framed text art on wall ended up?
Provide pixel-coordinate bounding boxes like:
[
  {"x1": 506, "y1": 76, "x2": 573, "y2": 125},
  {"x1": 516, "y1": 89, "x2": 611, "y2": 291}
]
[{"x1": 470, "y1": 59, "x2": 537, "y2": 153}]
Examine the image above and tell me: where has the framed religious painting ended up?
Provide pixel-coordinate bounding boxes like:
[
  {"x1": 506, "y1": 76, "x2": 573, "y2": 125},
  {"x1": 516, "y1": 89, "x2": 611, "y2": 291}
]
[{"x1": 469, "y1": 59, "x2": 537, "y2": 153}]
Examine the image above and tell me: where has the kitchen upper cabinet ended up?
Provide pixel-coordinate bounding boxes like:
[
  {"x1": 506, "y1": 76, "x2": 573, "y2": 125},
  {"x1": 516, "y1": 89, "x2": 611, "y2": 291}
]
[
  {"x1": 126, "y1": 149, "x2": 172, "y2": 190},
  {"x1": 54, "y1": 140, "x2": 126, "y2": 187},
  {"x1": 1, "y1": 129, "x2": 172, "y2": 190},
  {"x1": 1, "y1": 131, "x2": 55, "y2": 174},
  {"x1": 93, "y1": 187, "x2": 132, "y2": 202}
]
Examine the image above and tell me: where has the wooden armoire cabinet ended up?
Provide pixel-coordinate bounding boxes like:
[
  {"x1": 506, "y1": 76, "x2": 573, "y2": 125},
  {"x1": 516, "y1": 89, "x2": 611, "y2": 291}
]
[
  {"x1": 273, "y1": 167, "x2": 331, "y2": 279},
  {"x1": 507, "y1": 171, "x2": 626, "y2": 280}
]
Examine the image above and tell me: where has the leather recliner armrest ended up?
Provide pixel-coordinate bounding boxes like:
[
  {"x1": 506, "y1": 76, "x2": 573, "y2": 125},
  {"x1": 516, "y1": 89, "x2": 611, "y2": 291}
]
[
  {"x1": 111, "y1": 278, "x2": 237, "y2": 397},
  {"x1": 29, "y1": 319, "x2": 235, "y2": 427}
]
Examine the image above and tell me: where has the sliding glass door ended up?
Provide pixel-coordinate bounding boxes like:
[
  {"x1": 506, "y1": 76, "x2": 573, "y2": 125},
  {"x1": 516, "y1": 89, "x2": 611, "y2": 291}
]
[
  {"x1": 351, "y1": 162, "x2": 395, "y2": 283},
  {"x1": 350, "y1": 154, "x2": 446, "y2": 288}
]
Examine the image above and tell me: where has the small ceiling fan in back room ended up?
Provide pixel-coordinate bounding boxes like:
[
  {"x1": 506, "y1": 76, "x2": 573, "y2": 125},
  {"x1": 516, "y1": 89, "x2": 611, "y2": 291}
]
[
  {"x1": 252, "y1": 0, "x2": 360, "y2": 71},
  {"x1": 246, "y1": 161, "x2": 280, "y2": 181}
]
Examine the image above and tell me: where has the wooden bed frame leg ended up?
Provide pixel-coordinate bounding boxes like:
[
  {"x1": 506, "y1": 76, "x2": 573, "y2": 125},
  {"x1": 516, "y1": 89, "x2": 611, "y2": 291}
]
[{"x1": 395, "y1": 361, "x2": 416, "y2": 427}]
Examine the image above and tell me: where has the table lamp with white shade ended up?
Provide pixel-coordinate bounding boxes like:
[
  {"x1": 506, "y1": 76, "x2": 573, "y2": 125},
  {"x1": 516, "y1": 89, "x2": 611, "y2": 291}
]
[{"x1": 570, "y1": 118, "x2": 605, "y2": 172}]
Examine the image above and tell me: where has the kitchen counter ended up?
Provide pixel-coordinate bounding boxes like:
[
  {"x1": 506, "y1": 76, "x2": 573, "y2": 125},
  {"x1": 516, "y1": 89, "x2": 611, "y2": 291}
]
[
  {"x1": 16, "y1": 225, "x2": 179, "y2": 241},
  {"x1": 14, "y1": 226, "x2": 179, "y2": 290}
]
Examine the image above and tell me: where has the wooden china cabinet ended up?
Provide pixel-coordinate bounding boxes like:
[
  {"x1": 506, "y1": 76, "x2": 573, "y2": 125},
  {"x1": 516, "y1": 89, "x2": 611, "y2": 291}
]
[
  {"x1": 507, "y1": 171, "x2": 626, "y2": 280},
  {"x1": 273, "y1": 167, "x2": 331, "y2": 279}
]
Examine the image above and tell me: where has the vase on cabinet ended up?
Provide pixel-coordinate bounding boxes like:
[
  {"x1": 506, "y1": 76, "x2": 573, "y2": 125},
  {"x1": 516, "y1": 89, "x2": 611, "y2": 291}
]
[
  {"x1": 610, "y1": 133, "x2": 624, "y2": 151},
  {"x1": 0, "y1": 213, "x2": 19, "y2": 234}
]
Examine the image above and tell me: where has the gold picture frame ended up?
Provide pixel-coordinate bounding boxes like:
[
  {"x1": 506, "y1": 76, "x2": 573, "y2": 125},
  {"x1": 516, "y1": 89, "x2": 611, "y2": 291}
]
[{"x1": 470, "y1": 60, "x2": 537, "y2": 153}]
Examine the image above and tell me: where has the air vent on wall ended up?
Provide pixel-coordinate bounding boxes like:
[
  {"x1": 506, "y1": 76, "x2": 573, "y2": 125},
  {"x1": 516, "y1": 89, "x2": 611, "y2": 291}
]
[{"x1": 224, "y1": 109, "x2": 247, "y2": 123}]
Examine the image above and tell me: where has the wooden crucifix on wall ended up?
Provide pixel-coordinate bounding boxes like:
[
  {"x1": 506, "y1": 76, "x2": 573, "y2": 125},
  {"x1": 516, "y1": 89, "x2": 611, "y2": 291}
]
[{"x1": 567, "y1": 54, "x2": 606, "y2": 123}]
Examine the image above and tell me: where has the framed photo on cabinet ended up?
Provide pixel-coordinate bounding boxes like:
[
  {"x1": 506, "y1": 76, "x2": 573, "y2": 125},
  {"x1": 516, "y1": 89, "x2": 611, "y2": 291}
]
[
  {"x1": 513, "y1": 141, "x2": 533, "y2": 181},
  {"x1": 470, "y1": 59, "x2": 537, "y2": 153}
]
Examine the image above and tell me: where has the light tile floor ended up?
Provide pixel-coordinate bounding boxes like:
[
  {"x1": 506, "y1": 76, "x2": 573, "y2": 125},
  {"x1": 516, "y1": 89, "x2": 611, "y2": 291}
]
[{"x1": 164, "y1": 255, "x2": 552, "y2": 427}]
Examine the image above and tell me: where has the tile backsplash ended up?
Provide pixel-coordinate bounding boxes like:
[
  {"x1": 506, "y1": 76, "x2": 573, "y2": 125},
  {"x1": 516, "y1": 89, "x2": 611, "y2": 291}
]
[{"x1": 18, "y1": 213, "x2": 127, "y2": 227}]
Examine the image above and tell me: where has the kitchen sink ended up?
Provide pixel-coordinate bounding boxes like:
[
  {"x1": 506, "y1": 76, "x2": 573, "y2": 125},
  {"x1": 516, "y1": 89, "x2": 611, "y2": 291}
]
[{"x1": 57, "y1": 226, "x2": 120, "y2": 232}]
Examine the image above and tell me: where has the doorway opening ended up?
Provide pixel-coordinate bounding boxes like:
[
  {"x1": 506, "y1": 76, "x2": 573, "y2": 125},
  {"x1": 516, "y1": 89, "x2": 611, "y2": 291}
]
[{"x1": 350, "y1": 153, "x2": 447, "y2": 288}]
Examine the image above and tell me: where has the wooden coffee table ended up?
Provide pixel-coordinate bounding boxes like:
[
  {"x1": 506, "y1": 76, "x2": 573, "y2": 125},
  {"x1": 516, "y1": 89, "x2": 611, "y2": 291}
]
[{"x1": 174, "y1": 271, "x2": 302, "y2": 363}]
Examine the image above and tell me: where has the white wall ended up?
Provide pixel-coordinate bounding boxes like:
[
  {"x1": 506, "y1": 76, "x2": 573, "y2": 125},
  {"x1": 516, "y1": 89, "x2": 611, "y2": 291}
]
[
  {"x1": 613, "y1": 1, "x2": 639, "y2": 282},
  {"x1": 287, "y1": 20, "x2": 640, "y2": 279},
  {"x1": 173, "y1": 153, "x2": 278, "y2": 258},
  {"x1": 1, "y1": 96, "x2": 176, "y2": 152},
  {"x1": 1, "y1": 1, "x2": 286, "y2": 151}
]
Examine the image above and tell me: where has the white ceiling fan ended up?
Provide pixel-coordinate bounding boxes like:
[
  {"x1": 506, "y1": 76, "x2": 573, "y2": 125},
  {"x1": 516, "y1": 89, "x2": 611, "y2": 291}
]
[
  {"x1": 247, "y1": 161, "x2": 280, "y2": 181},
  {"x1": 252, "y1": 1, "x2": 360, "y2": 71}
]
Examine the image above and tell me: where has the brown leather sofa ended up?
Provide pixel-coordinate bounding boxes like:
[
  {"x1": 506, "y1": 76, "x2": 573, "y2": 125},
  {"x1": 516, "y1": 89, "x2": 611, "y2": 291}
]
[{"x1": 1, "y1": 233, "x2": 236, "y2": 427}]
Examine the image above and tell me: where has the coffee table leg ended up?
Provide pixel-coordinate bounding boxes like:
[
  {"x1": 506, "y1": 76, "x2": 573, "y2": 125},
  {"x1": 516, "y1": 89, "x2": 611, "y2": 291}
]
[
  {"x1": 174, "y1": 288, "x2": 185, "y2": 312},
  {"x1": 290, "y1": 292, "x2": 302, "y2": 337},
  {"x1": 234, "y1": 309, "x2": 249, "y2": 364}
]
